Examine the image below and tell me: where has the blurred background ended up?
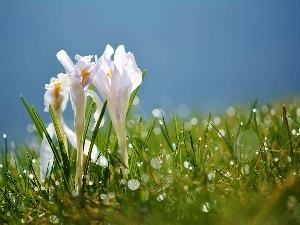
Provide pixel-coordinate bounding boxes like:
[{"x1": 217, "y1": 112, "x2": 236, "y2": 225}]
[{"x1": 1, "y1": 0, "x2": 300, "y2": 144}]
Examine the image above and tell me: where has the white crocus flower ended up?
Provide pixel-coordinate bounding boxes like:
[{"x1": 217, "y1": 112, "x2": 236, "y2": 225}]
[
  {"x1": 41, "y1": 78, "x2": 107, "y2": 182},
  {"x1": 93, "y1": 44, "x2": 142, "y2": 171},
  {"x1": 56, "y1": 51, "x2": 106, "y2": 192}
]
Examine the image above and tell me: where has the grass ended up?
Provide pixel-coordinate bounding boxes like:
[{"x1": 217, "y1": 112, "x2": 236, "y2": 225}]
[{"x1": 1, "y1": 95, "x2": 300, "y2": 224}]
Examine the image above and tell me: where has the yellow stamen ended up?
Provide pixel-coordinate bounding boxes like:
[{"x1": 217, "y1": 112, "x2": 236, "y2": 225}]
[
  {"x1": 54, "y1": 82, "x2": 62, "y2": 99},
  {"x1": 106, "y1": 69, "x2": 113, "y2": 78},
  {"x1": 81, "y1": 68, "x2": 90, "y2": 85}
]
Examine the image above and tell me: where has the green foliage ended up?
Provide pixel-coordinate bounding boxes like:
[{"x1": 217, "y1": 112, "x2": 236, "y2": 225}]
[{"x1": 1, "y1": 95, "x2": 300, "y2": 224}]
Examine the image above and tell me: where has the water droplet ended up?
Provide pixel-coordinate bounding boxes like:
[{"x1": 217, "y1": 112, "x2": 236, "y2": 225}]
[
  {"x1": 218, "y1": 129, "x2": 225, "y2": 138},
  {"x1": 29, "y1": 174, "x2": 34, "y2": 179},
  {"x1": 152, "y1": 108, "x2": 164, "y2": 117},
  {"x1": 207, "y1": 171, "x2": 215, "y2": 180},
  {"x1": 49, "y1": 215, "x2": 59, "y2": 224},
  {"x1": 235, "y1": 130, "x2": 260, "y2": 163},
  {"x1": 151, "y1": 158, "x2": 162, "y2": 169},
  {"x1": 3, "y1": 133, "x2": 6, "y2": 139},
  {"x1": 127, "y1": 119, "x2": 135, "y2": 128},
  {"x1": 213, "y1": 116, "x2": 221, "y2": 126},
  {"x1": 71, "y1": 191, "x2": 78, "y2": 197},
  {"x1": 32, "y1": 159, "x2": 36, "y2": 164},
  {"x1": 201, "y1": 202, "x2": 210, "y2": 212},
  {"x1": 244, "y1": 164, "x2": 250, "y2": 174},
  {"x1": 184, "y1": 185, "x2": 188, "y2": 191},
  {"x1": 190, "y1": 117, "x2": 198, "y2": 125},
  {"x1": 157, "y1": 192, "x2": 166, "y2": 201},
  {"x1": 227, "y1": 106, "x2": 235, "y2": 117},
  {"x1": 142, "y1": 174, "x2": 149, "y2": 182},
  {"x1": 132, "y1": 96, "x2": 139, "y2": 105},
  {"x1": 183, "y1": 122, "x2": 192, "y2": 131},
  {"x1": 121, "y1": 179, "x2": 127, "y2": 185},
  {"x1": 128, "y1": 179, "x2": 140, "y2": 190},
  {"x1": 271, "y1": 109, "x2": 275, "y2": 115},
  {"x1": 108, "y1": 192, "x2": 115, "y2": 198},
  {"x1": 100, "y1": 194, "x2": 107, "y2": 200},
  {"x1": 184, "y1": 161, "x2": 190, "y2": 169},
  {"x1": 0, "y1": 164, "x2": 3, "y2": 168},
  {"x1": 88, "y1": 181, "x2": 93, "y2": 185}
]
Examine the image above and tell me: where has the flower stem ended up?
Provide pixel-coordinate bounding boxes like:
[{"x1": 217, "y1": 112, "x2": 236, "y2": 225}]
[{"x1": 75, "y1": 125, "x2": 84, "y2": 194}]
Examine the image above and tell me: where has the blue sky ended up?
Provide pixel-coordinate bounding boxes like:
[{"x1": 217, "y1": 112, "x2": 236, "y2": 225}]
[{"x1": 1, "y1": 0, "x2": 300, "y2": 141}]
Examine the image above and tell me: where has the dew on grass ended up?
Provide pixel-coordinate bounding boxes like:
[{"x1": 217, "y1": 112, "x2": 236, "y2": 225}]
[
  {"x1": 166, "y1": 175, "x2": 173, "y2": 184},
  {"x1": 132, "y1": 96, "x2": 139, "y2": 105},
  {"x1": 3, "y1": 133, "x2": 6, "y2": 139},
  {"x1": 71, "y1": 191, "x2": 78, "y2": 197},
  {"x1": 128, "y1": 179, "x2": 140, "y2": 190},
  {"x1": 184, "y1": 161, "x2": 190, "y2": 169},
  {"x1": 241, "y1": 164, "x2": 250, "y2": 174},
  {"x1": 235, "y1": 130, "x2": 260, "y2": 163},
  {"x1": 271, "y1": 109, "x2": 276, "y2": 115},
  {"x1": 230, "y1": 160, "x2": 235, "y2": 166},
  {"x1": 171, "y1": 142, "x2": 176, "y2": 150},
  {"x1": 202, "y1": 202, "x2": 211, "y2": 212},
  {"x1": 207, "y1": 171, "x2": 215, "y2": 181},
  {"x1": 29, "y1": 174, "x2": 34, "y2": 179},
  {"x1": 127, "y1": 119, "x2": 135, "y2": 128},
  {"x1": 218, "y1": 129, "x2": 225, "y2": 138},
  {"x1": 34, "y1": 187, "x2": 38, "y2": 192},
  {"x1": 190, "y1": 117, "x2": 198, "y2": 125},
  {"x1": 121, "y1": 179, "x2": 127, "y2": 185},
  {"x1": 108, "y1": 192, "x2": 115, "y2": 199},
  {"x1": 152, "y1": 108, "x2": 164, "y2": 117},
  {"x1": 252, "y1": 108, "x2": 257, "y2": 113},
  {"x1": 0, "y1": 164, "x2": 2, "y2": 168},
  {"x1": 157, "y1": 192, "x2": 166, "y2": 201},
  {"x1": 297, "y1": 108, "x2": 300, "y2": 117},
  {"x1": 184, "y1": 122, "x2": 192, "y2": 131},
  {"x1": 142, "y1": 174, "x2": 149, "y2": 182},
  {"x1": 213, "y1": 116, "x2": 221, "y2": 125},
  {"x1": 151, "y1": 157, "x2": 162, "y2": 169},
  {"x1": 88, "y1": 181, "x2": 93, "y2": 186},
  {"x1": 32, "y1": 159, "x2": 36, "y2": 164},
  {"x1": 184, "y1": 185, "x2": 188, "y2": 191},
  {"x1": 100, "y1": 194, "x2": 107, "y2": 200},
  {"x1": 49, "y1": 215, "x2": 59, "y2": 224},
  {"x1": 227, "y1": 106, "x2": 236, "y2": 117}
]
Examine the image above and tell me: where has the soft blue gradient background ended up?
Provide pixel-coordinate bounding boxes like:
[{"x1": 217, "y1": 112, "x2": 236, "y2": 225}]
[{"x1": 1, "y1": 0, "x2": 300, "y2": 141}]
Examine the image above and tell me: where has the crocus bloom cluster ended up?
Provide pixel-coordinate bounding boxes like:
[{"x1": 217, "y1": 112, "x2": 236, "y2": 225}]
[{"x1": 41, "y1": 44, "x2": 142, "y2": 193}]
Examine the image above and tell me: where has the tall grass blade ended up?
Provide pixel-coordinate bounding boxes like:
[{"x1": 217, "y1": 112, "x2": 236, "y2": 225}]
[{"x1": 20, "y1": 95, "x2": 43, "y2": 138}]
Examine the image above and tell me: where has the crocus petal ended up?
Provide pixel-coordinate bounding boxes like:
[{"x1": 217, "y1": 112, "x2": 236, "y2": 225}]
[
  {"x1": 83, "y1": 140, "x2": 108, "y2": 167},
  {"x1": 86, "y1": 89, "x2": 105, "y2": 129},
  {"x1": 114, "y1": 45, "x2": 126, "y2": 75},
  {"x1": 56, "y1": 50, "x2": 79, "y2": 78},
  {"x1": 63, "y1": 124, "x2": 77, "y2": 149},
  {"x1": 103, "y1": 44, "x2": 114, "y2": 60},
  {"x1": 40, "y1": 123, "x2": 55, "y2": 182},
  {"x1": 124, "y1": 52, "x2": 142, "y2": 92}
]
